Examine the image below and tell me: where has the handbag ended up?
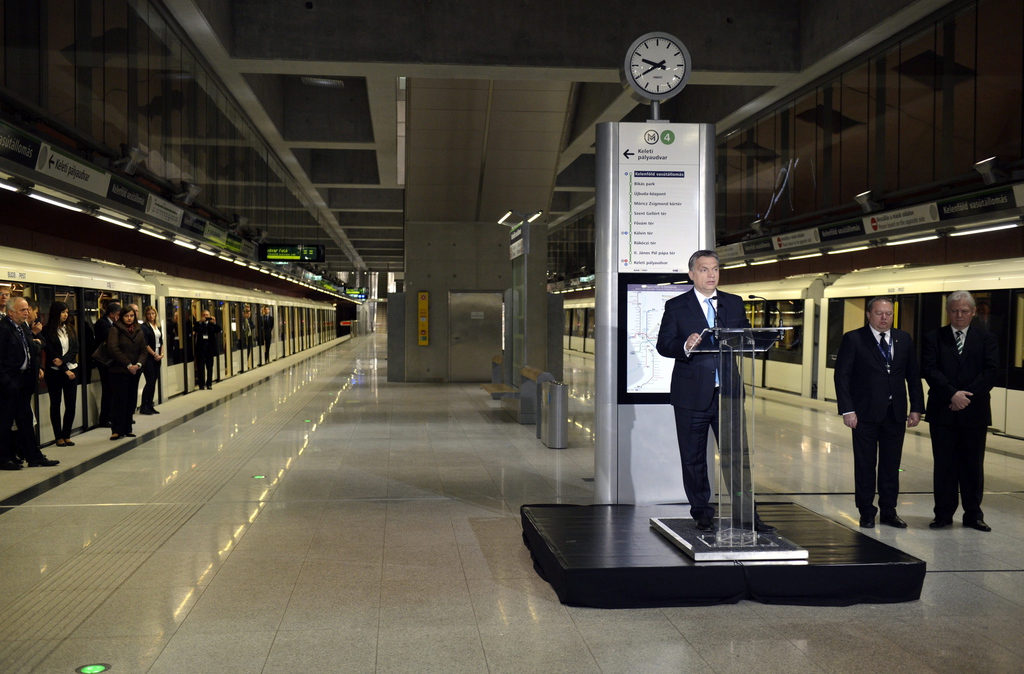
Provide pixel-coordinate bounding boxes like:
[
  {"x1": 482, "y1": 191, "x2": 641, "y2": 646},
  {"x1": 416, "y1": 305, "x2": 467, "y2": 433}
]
[{"x1": 91, "y1": 341, "x2": 112, "y2": 366}]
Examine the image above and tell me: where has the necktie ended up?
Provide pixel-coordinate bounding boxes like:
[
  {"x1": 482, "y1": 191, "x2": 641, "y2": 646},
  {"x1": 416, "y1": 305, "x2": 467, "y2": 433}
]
[
  {"x1": 706, "y1": 298, "x2": 719, "y2": 387},
  {"x1": 955, "y1": 330, "x2": 963, "y2": 355},
  {"x1": 879, "y1": 332, "x2": 891, "y2": 364},
  {"x1": 13, "y1": 319, "x2": 29, "y2": 370}
]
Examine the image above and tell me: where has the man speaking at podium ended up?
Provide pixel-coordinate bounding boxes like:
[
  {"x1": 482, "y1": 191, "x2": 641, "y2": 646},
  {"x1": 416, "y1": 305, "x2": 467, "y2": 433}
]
[{"x1": 656, "y1": 250, "x2": 775, "y2": 533}]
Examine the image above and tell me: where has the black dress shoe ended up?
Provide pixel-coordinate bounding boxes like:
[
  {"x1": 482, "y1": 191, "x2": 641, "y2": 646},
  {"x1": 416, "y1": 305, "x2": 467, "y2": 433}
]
[
  {"x1": 754, "y1": 517, "x2": 777, "y2": 533},
  {"x1": 859, "y1": 515, "x2": 875, "y2": 528},
  {"x1": 880, "y1": 514, "x2": 908, "y2": 528},
  {"x1": 965, "y1": 519, "x2": 992, "y2": 532},
  {"x1": 929, "y1": 518, "x2": 953, "y2": 529},
  {"x1": 125, "y1": 433, "x2": 137, "y2": 438},
  {"x1": 0, "y1": 460, "x2": 23, "y2": 471},
  {"x1": 27, "y1": 458, "x2": 60, "y2": 467},
  {"x1": 695, "y1": 515, "x2": 714, "y2": 531}
]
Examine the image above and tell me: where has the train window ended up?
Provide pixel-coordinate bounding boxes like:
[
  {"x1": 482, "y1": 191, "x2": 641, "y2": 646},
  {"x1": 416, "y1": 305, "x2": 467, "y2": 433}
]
[
  {"x1": 239, "y1": 304, "x2": 256, "y2": 370},
  {"x1": 572, "y1": 309, "x2": 585, "y2": 338},
  {"x1": 824, "y1": 297, "x2": 860, "y2": 369},
  {"x1": 165, "y1": 298, "x2": 184, "y2": 365},
  {"x1": 896, "y1": 295, "x2": 917, "y2": 341},
  {"x1": 745, "y1": 299, "x2": 803, "y2": 365}
]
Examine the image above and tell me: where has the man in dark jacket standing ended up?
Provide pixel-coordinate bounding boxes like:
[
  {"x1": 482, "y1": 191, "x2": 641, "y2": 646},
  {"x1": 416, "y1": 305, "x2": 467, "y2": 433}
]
[
  {"x1": 93, "y1": 301, "x2": 120, "y2": 426},
  {"x1": 922, "y1": 291, "x2": 998, "y2": 532},
  {"x1": 258, "y1": 305, "x2": 274, "y2": 362},
  {"x1": 656, "y1": 250, "x2": 774, "y2": 534},
  {"x1": 193, "y1": 309, "x2": 221, "y2": 389},
  {"x1": 835, "y1": 297, "x2": 924, "y2": 529},
  {"x1": 0, "y1": 297, "x2": 58, "y2": 468}
]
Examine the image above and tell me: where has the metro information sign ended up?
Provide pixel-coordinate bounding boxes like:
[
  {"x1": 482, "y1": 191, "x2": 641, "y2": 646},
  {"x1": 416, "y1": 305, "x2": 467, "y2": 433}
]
[
  {"x1": 258, "y1": 244, "x2": 325, "y2": 262},
  {"x1": 616, "y1": 123, "x2": 703, "y2": 273}
]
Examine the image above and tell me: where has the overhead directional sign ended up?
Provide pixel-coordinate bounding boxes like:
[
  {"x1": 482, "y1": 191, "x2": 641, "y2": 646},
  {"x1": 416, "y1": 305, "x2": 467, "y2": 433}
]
[{"x1": 258, "y1": 244, "x2": 326, "y2": 262}]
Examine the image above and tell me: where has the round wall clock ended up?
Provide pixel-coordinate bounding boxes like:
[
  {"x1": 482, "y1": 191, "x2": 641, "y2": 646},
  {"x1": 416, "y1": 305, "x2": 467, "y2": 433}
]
[{"x1": 623, "y1": 32, "x2": 692, "y2": 102}]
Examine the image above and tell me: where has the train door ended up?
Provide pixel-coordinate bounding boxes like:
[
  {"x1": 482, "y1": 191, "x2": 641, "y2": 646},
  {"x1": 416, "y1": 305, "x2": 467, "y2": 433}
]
[
  {"x1": 83, "y1": 290, "x2": 120, "y2": 428},
  {"x1": 163, "y1": 297, "x2": 188, "y2": 398},
  {"x1": 187, "y1": 299, "x2": 202, "y2": 389},
  {"x1": 241, "y1": 304, "x2": 256, "y2": 371},
  {"x1": 281, "y1": 306, "x2": 292, "y2": 356},
  {"x1": 218, "y1": 300, "x2": 233, "y2": 380}
]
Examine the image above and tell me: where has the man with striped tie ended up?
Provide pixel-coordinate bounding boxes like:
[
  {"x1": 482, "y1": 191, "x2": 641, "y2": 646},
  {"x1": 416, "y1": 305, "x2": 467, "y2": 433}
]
[
  {"x1": 835, "y1": 297, "x2": 924, "y2": 529},
  {"x1": 922, "y1": 291, "x2": 999, "y2": 532}
]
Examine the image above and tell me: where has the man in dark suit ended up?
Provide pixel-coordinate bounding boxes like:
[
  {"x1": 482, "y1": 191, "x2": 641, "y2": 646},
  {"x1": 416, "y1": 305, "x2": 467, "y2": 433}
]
[
  {"x1": 922, "y1": 291, "x2": 998, "y2": 532},
  {"x1": 835, "y1": 296, "x2": 924, "y2": 529},
  {"x1": 0, "y1": 297, "x2": 58, "y2": 469},
  {"x1": 193, "y1": 309, "x2": 221, "y2": 389},
  {"x1": 93, "y1": 301, "x2": 120, "y2": 427},
  {"x1": 656, "y1": 250, "x2": 774, "y2": 533},
  {"x1": 258, "y1": 305, "x2": 274, "y2": 362}
]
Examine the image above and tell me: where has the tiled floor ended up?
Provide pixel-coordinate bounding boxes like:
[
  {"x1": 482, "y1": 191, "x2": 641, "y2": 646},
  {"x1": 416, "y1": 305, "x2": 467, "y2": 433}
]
[{"x1": 1, "y1": 334, "x2": 1023, "y2": 673}]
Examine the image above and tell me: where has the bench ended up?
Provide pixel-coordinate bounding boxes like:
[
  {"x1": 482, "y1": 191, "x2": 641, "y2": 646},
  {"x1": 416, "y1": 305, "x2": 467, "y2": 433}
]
[
  {"x1": 502, "y1": 365, "x2": 555, "y2": 425},
  {"x1": 480, "y1": 355, "x2": 515, "y2": 399}
]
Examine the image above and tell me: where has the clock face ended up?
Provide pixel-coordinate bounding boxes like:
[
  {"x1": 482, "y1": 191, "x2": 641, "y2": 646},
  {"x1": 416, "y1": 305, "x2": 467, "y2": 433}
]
[{"x1": 624, "y1": 33, "x2": 691, "y2": 101}]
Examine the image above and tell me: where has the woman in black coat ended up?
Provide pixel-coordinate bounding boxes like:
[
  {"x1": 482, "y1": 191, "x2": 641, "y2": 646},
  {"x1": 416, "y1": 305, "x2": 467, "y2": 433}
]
[
  {"x1": 107, "y1": 306, "x2": 148, "y2": 440},
  {"x1": 41, "y1": 301, "x2": 79, "y2": 447}
]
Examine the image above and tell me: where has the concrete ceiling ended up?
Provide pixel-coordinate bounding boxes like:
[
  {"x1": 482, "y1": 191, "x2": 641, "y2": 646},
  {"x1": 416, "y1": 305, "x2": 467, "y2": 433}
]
[{"x1": 160, "y1": 0, "x2": 955, "y2": 275}]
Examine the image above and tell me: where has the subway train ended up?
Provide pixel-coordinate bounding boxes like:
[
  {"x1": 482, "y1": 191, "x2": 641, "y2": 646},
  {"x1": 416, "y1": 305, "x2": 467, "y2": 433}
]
[
  {"x1": 561, "y1": 257, "x2": 1024, "y2": 438},
  {"x1": 1, "y1": 247, "x2": 345, "y2": 447}
]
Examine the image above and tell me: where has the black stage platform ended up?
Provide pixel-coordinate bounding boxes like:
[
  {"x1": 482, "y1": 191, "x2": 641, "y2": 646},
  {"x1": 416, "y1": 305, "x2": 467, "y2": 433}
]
[{"x1": 521, "y1": 502, "x2": 926, "y2": 608}]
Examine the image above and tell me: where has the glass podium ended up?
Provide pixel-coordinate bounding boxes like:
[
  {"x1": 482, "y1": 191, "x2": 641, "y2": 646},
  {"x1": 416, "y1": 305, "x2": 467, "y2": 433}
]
[{"x1": 651, "y1": 327, "x2": 809, "y2": 562}]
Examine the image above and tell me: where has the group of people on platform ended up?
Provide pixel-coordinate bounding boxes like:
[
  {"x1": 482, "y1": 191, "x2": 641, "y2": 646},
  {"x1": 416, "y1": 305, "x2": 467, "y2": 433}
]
[
  {"x1": 93, "y1": 302, "x2": 165, "y2": 441},
  {"x1": 0, "y1": 289, "x2": 62, "y2": 469},
  {"x1": 834, "y1": 290, "x2": 996, "y2": 532},
  {"x1": 658, "y1": 249, "x2": 999, "y2": 535},
  {"x1": 0, "y1": 292, "x2": 276, "y2": 470}
]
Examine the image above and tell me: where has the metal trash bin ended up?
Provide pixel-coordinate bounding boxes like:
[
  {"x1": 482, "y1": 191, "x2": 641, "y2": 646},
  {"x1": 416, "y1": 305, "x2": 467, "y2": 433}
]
[{"x1": 540, "y1": 381, "x2": 568, "y2": 449}]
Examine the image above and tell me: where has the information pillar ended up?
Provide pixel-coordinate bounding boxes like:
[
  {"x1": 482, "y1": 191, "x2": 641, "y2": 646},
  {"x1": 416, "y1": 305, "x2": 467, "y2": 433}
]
[{"x1": 594, "y1": 122, "x2": 714, "y2": 505}]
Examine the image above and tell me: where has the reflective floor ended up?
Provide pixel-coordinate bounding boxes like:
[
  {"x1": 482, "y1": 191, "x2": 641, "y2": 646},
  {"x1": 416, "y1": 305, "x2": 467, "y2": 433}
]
[{"x1": 1, "y1": 334, "x2": 1023, "y2": 673}]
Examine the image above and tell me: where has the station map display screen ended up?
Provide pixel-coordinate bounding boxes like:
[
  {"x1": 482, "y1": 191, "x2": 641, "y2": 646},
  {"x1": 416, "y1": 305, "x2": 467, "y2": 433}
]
[{"x1": 617, "y1": 273, "x2": 691, "y2": 404}]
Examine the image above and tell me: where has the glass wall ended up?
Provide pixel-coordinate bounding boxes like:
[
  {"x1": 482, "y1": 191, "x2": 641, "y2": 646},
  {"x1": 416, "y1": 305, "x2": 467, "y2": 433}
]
[
  {"x1": 0, "y1": 0, "x2": 322, "y2": 240},
  {"x1": 717, "y1": 0, "x2": 1024, "y2": 240}
]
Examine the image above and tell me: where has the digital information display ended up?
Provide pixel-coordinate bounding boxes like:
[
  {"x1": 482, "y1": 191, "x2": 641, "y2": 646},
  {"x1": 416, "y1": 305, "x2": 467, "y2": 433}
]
[
  {"x1": 617, "y1": 273, "x2": 691, "y2": 404},
  {"x1": 258, "y1": 244, "x2": 326, "y2": 262}
]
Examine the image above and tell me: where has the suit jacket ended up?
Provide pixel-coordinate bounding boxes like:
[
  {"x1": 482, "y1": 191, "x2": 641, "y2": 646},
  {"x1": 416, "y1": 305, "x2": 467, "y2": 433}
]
[
  {"x1": 0, "y1": 316, "x2": 33, "y2": 393},
  {"x1": 40, "y1": 328, "x2": 79, "y2": 371},
  {"x1": 834, "y1": 325, "x2": 924, "y2": 423},
  {"x1": 192, "y1": 319, "x2": 222, "y2": 355},
  {"x1": 93, "y1": 316, "x2": 114, "y2": 365},
  {"x1": 922, "y1": 323, "x2": 998, "y2": 427},
  {"x1": 258, "y1": 314, "x2": 274, "y2": 342},
  {"x1": 656, "y1": 289, "x2": 750, "y2": 410}
]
